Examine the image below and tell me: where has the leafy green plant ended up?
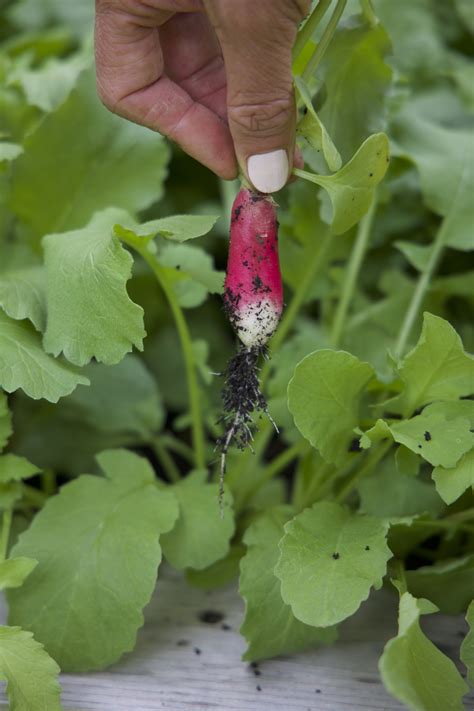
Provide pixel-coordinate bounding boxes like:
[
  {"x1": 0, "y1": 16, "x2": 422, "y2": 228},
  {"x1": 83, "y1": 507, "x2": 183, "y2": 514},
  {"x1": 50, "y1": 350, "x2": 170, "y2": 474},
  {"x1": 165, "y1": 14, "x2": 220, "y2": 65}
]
[{"x1": 0, "y1": 1, "x2": 473, "y2": 710}]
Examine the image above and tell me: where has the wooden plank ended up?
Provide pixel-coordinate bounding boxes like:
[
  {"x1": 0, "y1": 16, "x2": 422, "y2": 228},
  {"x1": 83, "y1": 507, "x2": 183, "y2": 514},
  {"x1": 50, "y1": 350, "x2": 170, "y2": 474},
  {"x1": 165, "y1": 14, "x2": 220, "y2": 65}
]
[{"x1": 1, "y1": 567, "x2": 472, "y2": 710}]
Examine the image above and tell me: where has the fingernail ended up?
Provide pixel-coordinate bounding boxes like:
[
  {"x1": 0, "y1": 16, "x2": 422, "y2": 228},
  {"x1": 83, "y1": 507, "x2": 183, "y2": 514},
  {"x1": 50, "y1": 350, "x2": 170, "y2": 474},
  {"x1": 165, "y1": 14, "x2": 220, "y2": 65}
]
[{"x1": 247, "y1": 149, "x2": 289, "y2": 193}]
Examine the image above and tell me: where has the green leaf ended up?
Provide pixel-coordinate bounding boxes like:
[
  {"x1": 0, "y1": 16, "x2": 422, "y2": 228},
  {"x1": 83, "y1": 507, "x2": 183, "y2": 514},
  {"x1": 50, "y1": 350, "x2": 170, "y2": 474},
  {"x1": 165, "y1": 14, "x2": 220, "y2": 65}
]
[
  {"x1": 66, "y1": 355, "x2": 164, "y2": 439},
  {"x1": 0, "y1": 266, "x2": 46, "y2": 331},
  {"x1": 0, "y1": 558, "x2": 38, "y2": 591},
  {"x1": 161, "y1": 471, "x2": 234, "y2": 570},
  {"x1": 9, "y1": 70, "x2": 170, "y2": 237},
  {"x1": 0, "y1": 141, "x2": 23, "y2": 163},
  {"x1": 295, "y1": 77, "x2": 341, "y2": 172},
  {"x1": 389, "y1": 413, "x2": 473, "y2": 468},
  {"x1": 0, "y1": 626, "x2": 63, "y2": 711},
  {"x1": 391, "y1": 313, "x2": 474, "y2": 415},
  {"x1": 395, "y1": 241, "x2": 433, "y2": 273},
  {"x1": 379, "y1": 592, "x2": 468, "y2": 711},
  {"x1": 8, "y1": 0, "x2": 94, "y2": 38},
  {"x1": 43, "y1": 208, "x2": 146, "y2": 366},
  {"x1": 8, "y1": 449, "x2": 179, "y2": 671},
  {"x1": 358, "y1": 461, "x2": 445, "y2": 519},
  {"x1": 0, "y1": 454, "x2": 40, "y2": 482},
  {"x1": 395, "y1": 446, "x2": 420, "y2": 477},
  {"x1": 0, "y1": 392, "x2": 12, "y2": 452},
  {"x1": 275, "y1": 502, "x2": 391, "y2": 627},
  {"x1": 115, "y1": 214, "x2": 219, "y2": 243},
  {"x1": 9, "y1": 53, "x2": 89, "y2": 113},
  {"x1": 406, "y1": 555, "x2": 474, "y2": 615},
  {"x1": 432, "y1": 451, "x2": 474, "y2": 505},
  {"x1": 240, "y1": 506, "x2": 337, "y2": 661},
  {"x1": 392, "y1": 103, "x2": 474, "y2": 251},
  {"x1": 0, "y1": 483, "x2": 23, "y2": 511},
  {"x1": 288, "y1": 349, "x2": 374, "y2": 466},
  {"x1": 298, "y1": 133, "x2": 390, "y2": 234},
  {"x1": 455, "y1": 0, "x2": 474, "y2": 34},
  {"x1": 319, "y1": 20, "x2": 392, "y2": 162},
  {"x1": 461, "y1": 600, "x2": 474, "y2": 686},
  {"x1": 0, "y1": 311, "x2": 89, "y2": 402},
  {"x1": 158, "y1": 243, "x2": 224, "y2": 308}
]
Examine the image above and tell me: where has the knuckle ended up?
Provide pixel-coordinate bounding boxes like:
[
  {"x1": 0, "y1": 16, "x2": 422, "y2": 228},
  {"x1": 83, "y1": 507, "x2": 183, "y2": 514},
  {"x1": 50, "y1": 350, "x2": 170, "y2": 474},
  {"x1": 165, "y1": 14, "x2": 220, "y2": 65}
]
[{"x1": 228, "y1": 95, "x2": 294, "y2": 137}]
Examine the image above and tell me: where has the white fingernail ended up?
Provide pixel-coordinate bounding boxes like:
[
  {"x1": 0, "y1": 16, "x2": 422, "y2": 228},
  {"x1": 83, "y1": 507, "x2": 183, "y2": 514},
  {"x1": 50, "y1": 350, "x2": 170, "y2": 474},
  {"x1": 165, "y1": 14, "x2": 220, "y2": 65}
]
[{"x1": 247, "y1": 149, "x2": 289, "y2": 193}]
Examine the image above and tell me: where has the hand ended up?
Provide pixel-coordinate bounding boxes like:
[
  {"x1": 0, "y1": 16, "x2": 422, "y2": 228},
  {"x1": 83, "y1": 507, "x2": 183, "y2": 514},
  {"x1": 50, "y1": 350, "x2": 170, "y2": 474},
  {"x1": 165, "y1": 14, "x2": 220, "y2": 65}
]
[{"x1": 95, "y1": 0, "x2": 309, "y2": 192}]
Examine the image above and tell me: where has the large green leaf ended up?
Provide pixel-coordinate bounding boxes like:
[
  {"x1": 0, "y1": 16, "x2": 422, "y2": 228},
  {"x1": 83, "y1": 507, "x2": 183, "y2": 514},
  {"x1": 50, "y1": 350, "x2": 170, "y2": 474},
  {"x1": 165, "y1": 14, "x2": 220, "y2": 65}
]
[
  {"x1": 43, "y1": 208, "x2": 146, "y2": 366},
  {"x1": 389, "y1": 413, "x2": 473, "y2": 468},
  {"x1": 275, "y1": 502, "x2": 391, "y2": 627},
  {"x1": 288, "y1": 349, "x2": 374, "y2": 466},
  {"x1": 161, "y1": 471, "x2": 235, "y2": 571},
  {"x1": 379, "y1": 592, "x2": 468, "y2": 711},
  {"x1": 0, "y1": 626, "x2": 63, "y2": 711},
  {"x1": 0, "y1": 265, "x2": 46, "y2": 331},
  {"x1": 9, "y1": 70, "x2": 170, "y2": 237},
  {"x1": 0, "y1": 310, "x2": 89, "y2": 402},
  {"x1": 319, "y1": 20, "x2": 392, "y2": 162},
  {"x1": 8, "y1": 449, "x2": 178, "y2": 671},
  {"x1": 240, "y1": 506, "x2": 337, "y2": 661},
  {"x1": 297, "y1": 133, "x2": 390, "y2": 234},
  {"x1": 392, "y1": 313, "x2": 474, "y2": 416}
]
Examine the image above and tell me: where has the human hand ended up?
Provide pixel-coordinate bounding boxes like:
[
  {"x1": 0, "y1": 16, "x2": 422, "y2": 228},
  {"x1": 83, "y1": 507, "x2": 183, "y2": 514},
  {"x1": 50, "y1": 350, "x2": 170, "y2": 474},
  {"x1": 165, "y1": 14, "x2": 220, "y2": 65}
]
[{"x1": 95, "y1": 0, "x2": 309, "y2": 193}]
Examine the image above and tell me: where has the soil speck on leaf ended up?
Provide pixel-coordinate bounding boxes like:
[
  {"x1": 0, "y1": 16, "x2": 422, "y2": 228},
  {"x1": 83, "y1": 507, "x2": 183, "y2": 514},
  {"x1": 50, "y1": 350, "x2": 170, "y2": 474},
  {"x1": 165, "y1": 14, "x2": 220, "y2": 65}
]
[
  {"x1": 332, "y1": 552, "x2": 340, "y2": 560},
  {"x1": 424, "y1": 431, "x2": 432, "y2": 441}
]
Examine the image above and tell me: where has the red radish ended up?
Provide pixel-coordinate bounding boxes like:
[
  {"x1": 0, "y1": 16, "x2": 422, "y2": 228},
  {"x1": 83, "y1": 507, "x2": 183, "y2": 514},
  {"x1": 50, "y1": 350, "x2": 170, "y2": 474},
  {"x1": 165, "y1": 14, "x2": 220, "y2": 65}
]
[
  {"x1": 217, "y1": 187, "x2": 283, "y2": 504},
  {"x1": 223, "y1": 188, "x2": 283, "y2": 347}
]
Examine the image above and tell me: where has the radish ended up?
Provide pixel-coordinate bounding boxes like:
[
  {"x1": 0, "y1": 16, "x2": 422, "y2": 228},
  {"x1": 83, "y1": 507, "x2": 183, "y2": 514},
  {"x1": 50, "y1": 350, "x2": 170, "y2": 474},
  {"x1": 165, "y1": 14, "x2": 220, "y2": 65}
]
[{"x1": 217, "y1": 187, "x2": 283, "y2": 502}]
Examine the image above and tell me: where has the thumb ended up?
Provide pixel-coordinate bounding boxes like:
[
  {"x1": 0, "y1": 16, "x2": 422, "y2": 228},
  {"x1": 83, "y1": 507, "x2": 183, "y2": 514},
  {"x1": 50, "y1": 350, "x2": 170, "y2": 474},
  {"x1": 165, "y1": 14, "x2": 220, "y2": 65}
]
[{"x1": 205, "y1": 0, "x2": 309, "y2": 193}]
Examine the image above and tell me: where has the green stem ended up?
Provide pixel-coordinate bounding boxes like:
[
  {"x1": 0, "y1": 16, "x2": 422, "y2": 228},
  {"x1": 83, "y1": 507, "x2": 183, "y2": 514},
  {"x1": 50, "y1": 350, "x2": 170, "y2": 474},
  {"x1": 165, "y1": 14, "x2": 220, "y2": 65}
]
[
  {"x1": 121, "y1": 235, "x2": 206, "y2": 470},
  {"x1": 302, "y1": 0, "x2": 347, "y2": 82},
  {"x1": 41, "y1": 469, "x2": 56, "y2": 496},
  {"x1": 242, "y1": 439, "x2": 308, "y2": 506},
  {"x1": 335, "y1": 441, "x2": 392, "y2": 503},
  {"x1": 359, "y1": 0, "x2": 378, "y2": 26},
  {"x1": 22, "y1": 484, "x2": 48, "y2": 508},
  {"x1": 444, "y1": 508, "x2": 474, "y2": 525},
  {"x1": 0, "y1": 509, "x2": 12, "y2": 562},
  {"x1": 295, "y1": 462, "x2": 335, "y2": 510},
  {"x1": 293, "y1": 0, "x2": 332, "y2": 68},
  {"x1": 330, "y1": 198, "x2": 377, "y2": 347},
  {"x1": 394, "y1": 217, "x2": 448, "y2": 358},
  {"x1": 152, "y1": 438, "x2": 181, "y2": 483}
]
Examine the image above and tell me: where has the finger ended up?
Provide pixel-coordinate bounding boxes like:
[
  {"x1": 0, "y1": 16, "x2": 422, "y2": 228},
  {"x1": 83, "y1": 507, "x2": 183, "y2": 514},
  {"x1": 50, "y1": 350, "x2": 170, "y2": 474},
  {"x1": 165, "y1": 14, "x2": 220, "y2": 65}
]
[
  {"x1": 95, "y1": 2, "x2": 236, "y2": 178},
  {"x1": 159, "y1": 13, "x2": 227, "y2": 120},
  {"x1": 205, "y1": 0, "x2": 310, "y2": 193}
]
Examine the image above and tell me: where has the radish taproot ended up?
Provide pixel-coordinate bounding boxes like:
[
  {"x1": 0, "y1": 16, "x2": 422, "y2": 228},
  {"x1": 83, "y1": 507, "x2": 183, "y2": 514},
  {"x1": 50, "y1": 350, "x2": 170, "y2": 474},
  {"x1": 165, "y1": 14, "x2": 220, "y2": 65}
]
[{"x1": 217, "y1": 187, "x2": 283, "y2": 502}]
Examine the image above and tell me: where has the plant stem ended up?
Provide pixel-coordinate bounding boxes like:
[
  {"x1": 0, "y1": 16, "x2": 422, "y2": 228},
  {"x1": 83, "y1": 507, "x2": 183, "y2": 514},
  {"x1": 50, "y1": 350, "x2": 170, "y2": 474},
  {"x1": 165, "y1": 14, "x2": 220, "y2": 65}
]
[
  {"x1": 359, "y1": 0, "x2": 378, "y2": 26},
  {"x1": 120, "y1": 235, "x2": 206, "y2": 470},
  {"x1": 152, "y1": 438, "x2": 181, "y2": 483},
  {"x1": 394, "y1": 217, "x2": 448, "y2": 358},
  {"x1": 293, "y1": 0, "x2": 332, "y2": 67},
  {"x1": 302, "y1": 0, "x2": 347, "y2": 82},
  {"x1": 242, "y1": 439, "x2": 308, "y2": 506},
  {"x1": 335, "y1": 441, "x2": 392, "y2": 503},
  {"x1": 412, "y1": 519, "x2": 474, "y2": 535},
  {"x1": 0, "y1": 509, "x2": 12, "y2": 562},
  {"x1": 22, "y1": 484, "x2": 48, "y2": 508},
  {"x1": 330, "y1": 197, "x2": 376, "y2": 347}
]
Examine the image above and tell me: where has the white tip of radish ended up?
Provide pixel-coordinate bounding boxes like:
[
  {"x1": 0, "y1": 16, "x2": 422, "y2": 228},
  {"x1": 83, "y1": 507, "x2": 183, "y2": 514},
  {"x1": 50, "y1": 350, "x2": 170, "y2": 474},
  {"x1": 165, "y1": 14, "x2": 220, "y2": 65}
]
[{"x1": 234, "y1": 298, "x2": 281, "y2": 347}]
